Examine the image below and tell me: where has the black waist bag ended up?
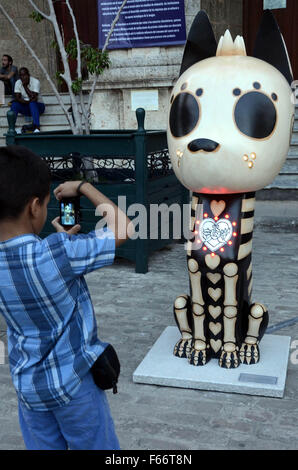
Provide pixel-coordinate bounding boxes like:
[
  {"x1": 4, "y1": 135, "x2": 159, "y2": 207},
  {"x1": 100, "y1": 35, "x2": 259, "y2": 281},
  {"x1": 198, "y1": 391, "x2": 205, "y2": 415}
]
[{"x1": 91, "y1": 345, "x2": 120, "y2": 394}]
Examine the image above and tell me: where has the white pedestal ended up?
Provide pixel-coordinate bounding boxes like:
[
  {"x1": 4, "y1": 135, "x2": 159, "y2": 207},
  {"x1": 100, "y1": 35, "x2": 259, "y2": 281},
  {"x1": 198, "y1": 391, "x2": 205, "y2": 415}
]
[{"x1": 133, "y1": 327, "x2": 291, "y2": 398}]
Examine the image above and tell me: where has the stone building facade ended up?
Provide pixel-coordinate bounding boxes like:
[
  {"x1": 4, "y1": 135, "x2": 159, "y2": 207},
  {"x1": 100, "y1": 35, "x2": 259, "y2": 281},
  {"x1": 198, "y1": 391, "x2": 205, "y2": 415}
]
[
  {"x1": 0, "y1": 0, "x2": 243, "y2": 129},
  {"x1": 89, "y1": 0, "x2": 243, "y2": 130}
]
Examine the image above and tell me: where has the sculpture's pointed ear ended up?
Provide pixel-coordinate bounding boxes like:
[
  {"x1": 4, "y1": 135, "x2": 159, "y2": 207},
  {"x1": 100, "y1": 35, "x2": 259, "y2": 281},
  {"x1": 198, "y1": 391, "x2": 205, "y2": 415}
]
[
  {"x1": 179, "y1": 10, "x2": 217, "y2": 77},
  {"x1": 253, "y1": 9, "x2": 293, "y2": 85}
]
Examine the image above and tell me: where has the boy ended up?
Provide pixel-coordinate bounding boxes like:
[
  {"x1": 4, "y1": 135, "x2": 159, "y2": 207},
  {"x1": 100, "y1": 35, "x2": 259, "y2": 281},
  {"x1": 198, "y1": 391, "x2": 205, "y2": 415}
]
[{"x1": 0, "y1": 146, "x2": 133, "y2": 450}]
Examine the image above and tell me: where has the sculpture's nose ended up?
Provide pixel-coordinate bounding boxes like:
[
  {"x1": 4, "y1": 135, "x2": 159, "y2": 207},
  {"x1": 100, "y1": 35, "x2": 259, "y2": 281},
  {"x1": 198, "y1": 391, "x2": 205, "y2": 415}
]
[{"x1": 188, "y1": 139, "x2": 220, "y2": 153}]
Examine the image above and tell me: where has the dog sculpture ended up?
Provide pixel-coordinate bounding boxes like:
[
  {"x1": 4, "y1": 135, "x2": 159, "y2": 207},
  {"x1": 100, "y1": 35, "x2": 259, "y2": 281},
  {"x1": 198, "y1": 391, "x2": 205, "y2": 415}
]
[{"x1": 167, "y1": 10, "x2": 294, "y2": 368}]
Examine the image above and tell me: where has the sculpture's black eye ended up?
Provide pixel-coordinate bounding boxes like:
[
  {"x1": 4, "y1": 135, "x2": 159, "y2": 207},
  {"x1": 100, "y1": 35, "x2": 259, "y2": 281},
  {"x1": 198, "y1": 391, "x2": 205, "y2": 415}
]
[
  {"x1": 170, "y1": 92, "x2": 200, "y2": 138},
  {"x1": 234, "y1": 91, "x2": 276, "y2": 139}
]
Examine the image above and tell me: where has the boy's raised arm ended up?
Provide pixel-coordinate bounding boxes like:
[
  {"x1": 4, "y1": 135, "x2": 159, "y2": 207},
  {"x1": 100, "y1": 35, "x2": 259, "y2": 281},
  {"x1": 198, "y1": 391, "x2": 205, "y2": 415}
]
[{"x1": 53, "y1": 181, "x2": 134, "y2": 247}]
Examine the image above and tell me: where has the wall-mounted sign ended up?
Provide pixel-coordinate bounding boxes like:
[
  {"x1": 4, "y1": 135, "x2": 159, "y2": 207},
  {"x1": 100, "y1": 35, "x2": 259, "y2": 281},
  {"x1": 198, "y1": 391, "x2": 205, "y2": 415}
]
[
  {"x1": 131, "y1": 90, "x2": 159, "y2": 111},
  {"x1": 98, "y1": 0, "x2": 186, "y2": 49},
  {"x1": 264, "y1": 0, "x2": 287, "y2": 9}
]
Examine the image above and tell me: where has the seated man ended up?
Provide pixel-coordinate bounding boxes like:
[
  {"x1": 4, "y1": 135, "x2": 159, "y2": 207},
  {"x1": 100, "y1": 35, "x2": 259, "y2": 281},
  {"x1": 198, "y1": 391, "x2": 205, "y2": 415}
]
[
  {"x1": 0, "y1": 54, "x2": 18, "y2": 98},
  {"x1": 11, "y1": 67, "x2": 45, "y2": 132}
]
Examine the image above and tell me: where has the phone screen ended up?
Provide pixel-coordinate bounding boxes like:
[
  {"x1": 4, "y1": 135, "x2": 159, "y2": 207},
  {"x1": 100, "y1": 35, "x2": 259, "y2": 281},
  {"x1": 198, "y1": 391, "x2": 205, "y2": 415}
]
[{"x1": 60, "y1": 201, "x2": 76, "y2": 226}]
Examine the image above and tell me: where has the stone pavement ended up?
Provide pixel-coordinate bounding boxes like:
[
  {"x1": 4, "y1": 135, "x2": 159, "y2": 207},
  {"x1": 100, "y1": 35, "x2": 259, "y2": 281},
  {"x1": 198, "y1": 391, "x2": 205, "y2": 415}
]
[{"x1": 0, "y1": 201, "x2": 297, "y2": 450}]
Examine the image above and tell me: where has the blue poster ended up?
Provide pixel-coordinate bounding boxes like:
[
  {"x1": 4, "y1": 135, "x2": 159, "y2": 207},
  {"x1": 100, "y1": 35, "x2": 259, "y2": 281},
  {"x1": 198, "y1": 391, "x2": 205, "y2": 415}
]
[{"x1": 98, "y1": 0, "x2": 186, "y2": 49}]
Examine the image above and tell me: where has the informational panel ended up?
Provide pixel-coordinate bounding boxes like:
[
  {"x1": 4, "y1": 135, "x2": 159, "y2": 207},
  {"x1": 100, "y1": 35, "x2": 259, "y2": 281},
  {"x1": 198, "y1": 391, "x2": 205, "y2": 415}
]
[
  {"x1": 264, "y1": 0, "x2": 287, "y2": 9},
  {"x1": 131, "y1": 89, "x2": 159, "y2": 111},
  {"x1": 98, "y1": 0, "x2": 186, "y2": 49}
]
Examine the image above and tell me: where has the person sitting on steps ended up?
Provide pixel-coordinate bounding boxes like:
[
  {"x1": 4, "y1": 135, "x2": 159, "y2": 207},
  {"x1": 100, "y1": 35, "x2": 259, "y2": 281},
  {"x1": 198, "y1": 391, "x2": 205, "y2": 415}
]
[
  {"x1": 11, "y1": 67, "x2": 45, "y2": 133},
  {"x1": 0, "y1": 54, "x2": 18, "y2": 100}
]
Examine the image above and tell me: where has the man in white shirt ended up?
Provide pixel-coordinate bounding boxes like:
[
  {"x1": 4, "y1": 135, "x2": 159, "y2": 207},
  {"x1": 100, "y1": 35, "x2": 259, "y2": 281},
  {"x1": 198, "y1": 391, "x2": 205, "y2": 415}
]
[{"x1": 11, "y1": 67, "x2": 45, "y2": 132}]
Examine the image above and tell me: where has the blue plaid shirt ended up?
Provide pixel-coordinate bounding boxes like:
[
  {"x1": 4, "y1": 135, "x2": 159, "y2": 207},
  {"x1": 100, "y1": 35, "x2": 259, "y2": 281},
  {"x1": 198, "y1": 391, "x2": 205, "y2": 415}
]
[{"x1": 0, "y1": 229, "x2": 115, "y2": 411}]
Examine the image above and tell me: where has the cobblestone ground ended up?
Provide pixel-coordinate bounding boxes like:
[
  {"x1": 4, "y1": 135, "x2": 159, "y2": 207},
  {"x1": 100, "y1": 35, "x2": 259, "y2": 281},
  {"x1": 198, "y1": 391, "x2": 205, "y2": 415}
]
[{"x1": 0, "y1": 204, "x2": 297, "y2": 450}]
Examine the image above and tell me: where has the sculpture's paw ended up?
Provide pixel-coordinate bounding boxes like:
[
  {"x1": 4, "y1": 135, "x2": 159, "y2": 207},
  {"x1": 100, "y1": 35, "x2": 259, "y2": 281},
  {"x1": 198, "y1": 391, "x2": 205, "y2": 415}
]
[
  {"x1": 173, "y1": 338, "x2": 192, "y2": 358},
  {"x1": 219, "y1": 344, "x2": 240, "y2": 369},
  {"x1": 188, "y1": 341, "x2": 210, "y2": 366},
  {"x1": 188, "y1": 348, "x2": 207, "y2": 366},
  {"x1": 239, "y1": 341, "x2": 260, "y2": 365}
]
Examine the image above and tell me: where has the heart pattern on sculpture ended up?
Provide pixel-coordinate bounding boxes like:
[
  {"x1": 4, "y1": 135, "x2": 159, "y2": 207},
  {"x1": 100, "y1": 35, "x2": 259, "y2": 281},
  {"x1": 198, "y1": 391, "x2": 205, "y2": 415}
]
[
  {"x1": 199, "y1": 218, "x2": 233, "y2": 252},
  {"x1": 207, "y1": 273, "x2": 221, "y2": 284},
  {"x1": 209, "y1": 305, "x2": 221, "y2": 319},
  {"x1": 208, "y1": 288, "x2": 222, "y2": 302},
  {"x1": 210, "y1": 200, "x2": 226, "y2": 217},
  {"x1": 205, "y1": 253, "x2": 221, "y2": 270},
  {"x1": 210, "y1": 339, "x2": 222, "y2": 353},
  {"x1": 209, "y1": 322, "x2": 222, "y2": 336}
]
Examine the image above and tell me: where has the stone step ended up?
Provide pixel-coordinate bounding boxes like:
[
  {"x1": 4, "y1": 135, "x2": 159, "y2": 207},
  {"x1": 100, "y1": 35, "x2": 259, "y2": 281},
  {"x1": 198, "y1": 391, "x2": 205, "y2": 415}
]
[
  {"x1": 266, "y1": 174, "x2": 298, "y2": 190},
  {"x1": 288, "y1": 147, "x2": 298, "y2": 157},
  {"x1": 0, "y1": 93, "x2": 89, "y2": 146},
  {"x1": 0, "y1": 94, "x2": 72, "y2": 108},
  {"x1": 279, "y1": 159, "x2": 298, "y2": 174},
  {"x1": 2, "y1": 92, "x2": 89, "y2": 105},
  {"x1": 0, "y1": 104, "x2": 72, "y2": 117},
  {"x1": 0, "y1": 113, "x2": 69, "y2": 127}
]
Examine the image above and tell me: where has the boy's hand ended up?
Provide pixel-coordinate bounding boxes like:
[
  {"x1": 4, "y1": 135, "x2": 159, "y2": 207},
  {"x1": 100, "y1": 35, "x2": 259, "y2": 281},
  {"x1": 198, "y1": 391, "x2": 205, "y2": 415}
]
[
  {"x1": 51, "y1": 217, "x2": 81, "y2": 235},
  {"x1": 54, "y1": 181, "x2": 83, "y2": 201}
]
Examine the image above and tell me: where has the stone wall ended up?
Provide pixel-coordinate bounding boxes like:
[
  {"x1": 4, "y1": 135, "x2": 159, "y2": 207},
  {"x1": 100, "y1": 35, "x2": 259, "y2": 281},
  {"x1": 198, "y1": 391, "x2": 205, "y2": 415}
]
[
  {"x1": 201, "y1": 0, "x2": 243, "y2": 39},
  {"x1": 90, "y1": 0, "x2": 243, "y2": 131},
  {"x1": 0, "y1": 0, "x2": 56, "y2": 92}
]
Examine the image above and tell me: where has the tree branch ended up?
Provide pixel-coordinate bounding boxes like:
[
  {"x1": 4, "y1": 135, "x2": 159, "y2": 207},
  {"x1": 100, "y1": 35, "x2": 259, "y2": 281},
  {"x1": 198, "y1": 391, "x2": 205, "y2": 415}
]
[
  {"x1": 65, "y1": 0, "x2": 81, "y2": 81},
  {"x1": 46, "y1": 0, "x2": 82, "y2": 133},
  {"x1": 0, "y1": 1, "x2": 76, "y2": 133},
  {"x1": 64, "y1": 0, "x2": 90, "y2": 133},
  {"x1": 102, "y1": 0, "x2": 128, "y2": 53},
  {"x1": 87, "y1": 0, "x2": 128, "y2": 113},
  {"x1": 28, "y1": 0, "x2": 50, "y2": 20}
]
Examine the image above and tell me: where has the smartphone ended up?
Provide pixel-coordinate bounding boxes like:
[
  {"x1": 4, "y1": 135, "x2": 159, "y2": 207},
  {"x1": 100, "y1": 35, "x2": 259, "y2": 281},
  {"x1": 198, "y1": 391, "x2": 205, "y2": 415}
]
[{"x1": 60, "y1": 197, "x2": 80, "y2": 229}]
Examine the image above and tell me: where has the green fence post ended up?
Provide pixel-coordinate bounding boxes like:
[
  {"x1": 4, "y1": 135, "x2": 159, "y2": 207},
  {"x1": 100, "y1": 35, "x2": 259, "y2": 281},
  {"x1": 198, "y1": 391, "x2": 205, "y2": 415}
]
[
  {"x1": 134, "y1": 108, "x2": 148, "y2": 274},
  {"x1": 6, "y1": 110, "x2": 17, "y2": 146}
]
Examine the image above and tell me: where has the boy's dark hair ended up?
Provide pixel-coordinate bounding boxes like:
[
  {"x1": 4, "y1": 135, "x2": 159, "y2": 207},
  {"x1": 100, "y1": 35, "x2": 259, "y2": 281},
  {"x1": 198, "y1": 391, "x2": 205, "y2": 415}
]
[
  {"x1": 3, "y1": 55, "x2": 13, "y2": 64},
  {"x1": 0, "y1": 146, "x2": 51, "y2": 221}
]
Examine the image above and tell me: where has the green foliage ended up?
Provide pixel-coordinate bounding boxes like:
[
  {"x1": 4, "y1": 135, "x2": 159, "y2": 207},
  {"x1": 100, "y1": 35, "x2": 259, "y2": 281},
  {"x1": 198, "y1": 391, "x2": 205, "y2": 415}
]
[
  {"x1": 29, "y1": 11, "x2": 111, "y2": 95},
  {"x1": 65, "y1": 38, "x2": 111, "y2": 78},
  {"x1": 55, "y1": 71, "x2": 64, "y2": 86},
  {"x1": 82, "y1": 47, "x2": 110, "y2": 76},
  {"x1": 71, "y1": 78, "x2": 83, "y2": 94},
  {"x1": 29, "y1": 11, "x2": 44, "y2": 23},
  {"x1": 63, "y1": 39, "x2": 111, "y2": 94},
  {"x1": 51, "y1": 40, "x2": 58, "y2": 50},
  {"x1": 65, "y1": 38, "x2": 78, "y2": 60}
]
